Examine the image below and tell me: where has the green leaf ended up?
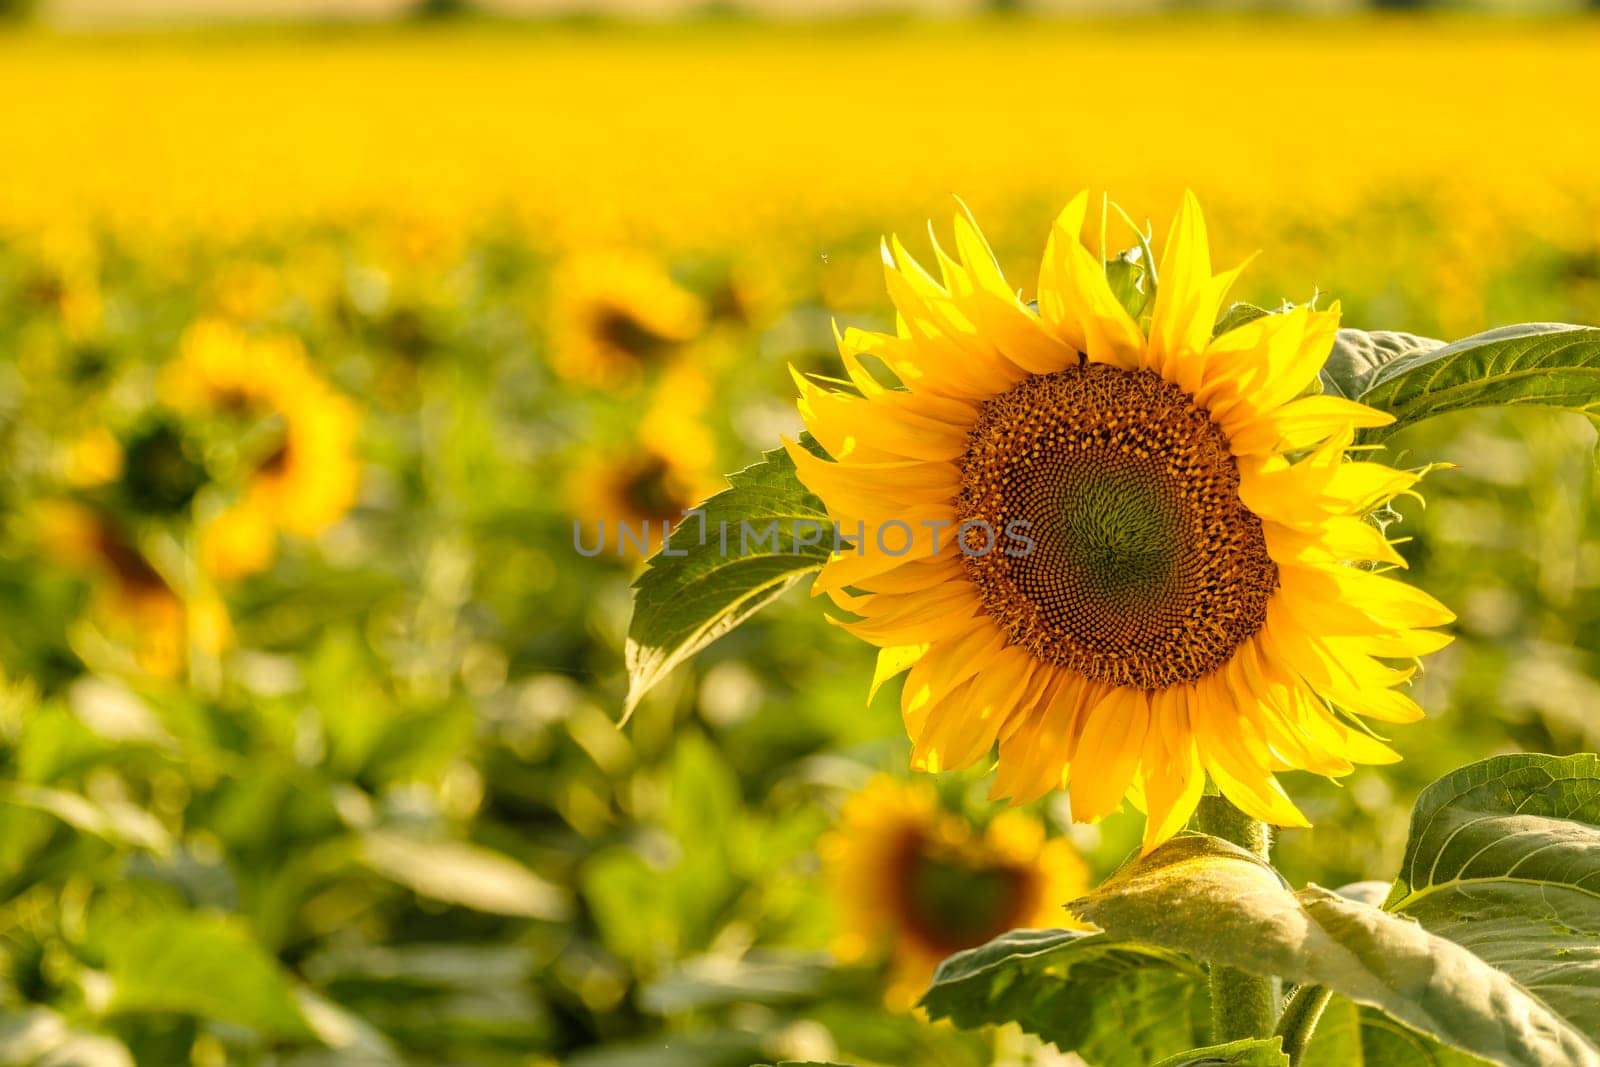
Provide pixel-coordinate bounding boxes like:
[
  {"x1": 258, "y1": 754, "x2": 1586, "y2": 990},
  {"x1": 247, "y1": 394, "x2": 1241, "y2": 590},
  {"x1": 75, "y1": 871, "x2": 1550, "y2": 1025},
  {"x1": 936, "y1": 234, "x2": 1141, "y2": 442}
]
[
  {"x1": 668, "y1": 732, "x2": 741, "y2": 849},
  {"x1": 0, "y1": 1008, "x2": 135, "y2": 1067},
  {"x1": 1107, "y1": 246, "x2": 1152, "y2": 323},
  {"x1": 1305, "y1": 998, "x2": 1491, "y2": 1067},
  {"x1": 1153, "y1": 1037, "x2": 1288, "y2": 1067},
  {"x1": 583, "y1": 845, "x2": 678, "y2": 961},
  {"x1": 1383, "y1": 753, "x2": 1600, "y2": 1041},
  {"x1": 641, "y1": 952, "x2": 830, "y2": 1014},
  {"x1": 1319, "y1": 328, "x2": 1444, "y2": 399},
  {"x1": 359, "y1": 830, "x2": 571, "y2": 920},
  {"x1": 2, "y1": 783, "x2": 171, "y2": 853},
  {"x1": 564, "y1": 1032, "x2": 763, "y2": 1067},
  {"x1": 623, "y1": 439, "x2": 832, "y2": 721},
  {"x1": 1071, "y1": 834, "x2": 1600, "y2": 1067},
  {"x1": 918, "y1": 928, "x2": 1209, "y2": 1066},
  {"x1": 1355, "y1": 323, "x2": 1600, "y2": 436},
  {"x1": 103, "y1": 913, "x2": 316, "y2": 1040},
  {"x1": 1213, "y1": 302, "x2": 1275, "y2": 338}
]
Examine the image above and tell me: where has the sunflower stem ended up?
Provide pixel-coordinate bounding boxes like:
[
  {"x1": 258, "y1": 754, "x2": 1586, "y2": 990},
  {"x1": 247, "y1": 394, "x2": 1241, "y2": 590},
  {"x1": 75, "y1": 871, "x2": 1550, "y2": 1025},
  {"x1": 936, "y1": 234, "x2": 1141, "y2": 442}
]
[
  {"x1": 1274, "y1": 983, "x2": 1335, "y2": 1063},
  {"x1": 1195, "y1": 793, "x2": 1280, "y2": 1042}
]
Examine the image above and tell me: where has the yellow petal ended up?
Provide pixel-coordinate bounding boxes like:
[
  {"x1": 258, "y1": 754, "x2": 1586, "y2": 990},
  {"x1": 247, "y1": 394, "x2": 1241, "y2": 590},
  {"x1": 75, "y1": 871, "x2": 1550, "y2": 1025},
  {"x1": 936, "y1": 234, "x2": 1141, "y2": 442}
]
[
  {"x1": 911, "y1": 646, "x2": 1035, "y2": 773},
  {"x1": 1067, "y1": 686, "x2": 1150, "y2": 823},
  {"x1": 1264, "y1": 515, "x2": 1406, "y2": 568},
  {"x1": 1225, "y1": 393, "x2": 1395, "y2": 457},
  {"x1": 992, "y1": 672, "x2": 1098, "y2": 804},
  {"x1": 1036, "y1": 191, "x2": 1145, "y2": 371},
  {"x1": 1191, "y1": 674, "x2": 1309, "y2": 828},
  {"x1": 1139, "y1": 687, "x2": 1204, "y2": 853},
  {"x1": 1148, "y1": 191, "x2": 1243, "y2": 375},
  {"x1": 870, "y1": 644, "x2": 928, "y2": 703}
]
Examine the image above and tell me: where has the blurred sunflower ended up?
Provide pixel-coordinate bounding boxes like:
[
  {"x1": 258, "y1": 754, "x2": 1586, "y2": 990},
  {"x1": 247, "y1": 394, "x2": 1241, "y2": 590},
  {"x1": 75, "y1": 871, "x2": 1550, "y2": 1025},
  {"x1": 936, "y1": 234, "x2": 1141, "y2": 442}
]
[
  {"x1": 822, "y1": 776, "x2": 1087, "y2": 1010},
  {"x1": 568, "y1": 367, "x2": 720, "y2": 560},
  {"x1": 19, "y1": 224, "x2": 103, "y2": 340},
  {"x1": 162, "y1": 317, "x2": 315, "y2": 412},
  {"x1": 789, "y1": 193, "x2": 1453, "y2": 852},
  {"x1": 39, "y1": 501, "x2": 231, "y2": 678},
  {"x1": 243, "y1": 383, "x2": 362, "y2": 540},
  {"x1": 164, "y1": 319, "x2": 361, "y2": 580},
  {"x1": 548, "y1": 249, "x2": 706, "y2": 389}
]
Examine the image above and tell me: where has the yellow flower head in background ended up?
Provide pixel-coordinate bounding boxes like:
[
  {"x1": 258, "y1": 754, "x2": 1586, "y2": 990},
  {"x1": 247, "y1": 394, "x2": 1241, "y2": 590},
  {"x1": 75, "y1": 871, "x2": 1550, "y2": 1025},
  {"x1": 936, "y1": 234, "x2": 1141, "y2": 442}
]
[
  {"x1": 39, "y1": 501, "x2": 232, "y2": 679},
  {"x1": 790, "y1": 193, "x2": 1453, "y2": 852},
  {"x1": 163, "y1": 317, "x2": 315, "y2": 412},
  {"x1": 165, "y1": 319, "x2": 361, "y2": 580},
  {"x1": 822, "y1": 775, "x2": 1087, "y2": 1011},
  {"x1": 20, "y1": 223, "x2": 104, "y2": 340},
  {"x1": 568, "y1": 365, "x2": 720, "y2": 560},
  {"x1": 548, "y1": 249, "x2": 706, "y2": 389},
  {"x1": 247, "y1": 383, "x2": 362, "y2": 539}
]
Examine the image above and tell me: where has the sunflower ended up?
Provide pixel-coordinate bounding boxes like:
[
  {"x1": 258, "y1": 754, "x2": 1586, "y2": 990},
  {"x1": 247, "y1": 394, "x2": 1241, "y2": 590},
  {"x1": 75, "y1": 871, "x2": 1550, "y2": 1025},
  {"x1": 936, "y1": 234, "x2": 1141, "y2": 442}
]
[
  {"x1": 20, "y1": 224, "x2": 103, "y2": 341},
  {"x1": 548, "y1": 249, "x2": 706, "y2": 389},
  {"x1": 788, "y1": 193, "x2": 1452, "y2": 852},
  {"x1": 243, "y1": 382, "x2": 361, "y2": 540},
  {"x1": 162, "y1": 318, "x2": 315, "y2": 412},
  {"x1": 40, "y1": 501, "x2": 231, "y2": 679},
  {"x1": 163, "y1": 319, "x2": 361, "y2": 580},
  {"x1": 822, "y1": 775, "x2": 1088, "y2": 1010},
  {"x1": 568, "y1": 367, "x2": 720, "y2": 560}
]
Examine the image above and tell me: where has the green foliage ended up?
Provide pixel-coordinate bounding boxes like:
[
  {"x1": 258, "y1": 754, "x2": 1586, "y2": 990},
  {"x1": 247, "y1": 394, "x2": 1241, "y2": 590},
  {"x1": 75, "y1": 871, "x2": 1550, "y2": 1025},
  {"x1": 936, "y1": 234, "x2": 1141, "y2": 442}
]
[
  {"x1": 1320, "y1": 328, "x2": 1444, "y2": 399},
  {"x1": 100, "y1": 913, "x2": 316, "y2": 1040},
  {"x1": 1383, "y1": 753, "x2": 1600, "y2": 1041},
  {"x1": 931, "y1": 755, "x2": 1600, "y2": 1067},
  {"x1": 919, "y1": 928, "x2": 1209, "y2": 1065},
  {"x1": 1071, "y1": 835, "x2": 1597, "y2": 1067},
  {"x1": 1350, "y1": 323, "x2": 1600, "y2": 436},
  {"x1": 1153, "y1": 1037, "x2": 1290, "y2": 1067},
  {"x1": 1068, "y1": 838, "x2": 1593, "y2": 1062},
  {"x1": 624, "y1": 439, "x2": 832, "y2": 720},
  {"x1": 1304, "y1": 999, "x2": 1491, "y2": 1067},
  {"x1": 1213, "y1": 302, "x2": 1276, "y2": 337},
  {"x1": 358, "y1": 830, "x2": 571, "y2": 919},
  {"x1": 1107, "y1": 247, "x2": 1154, "y2": 323}
]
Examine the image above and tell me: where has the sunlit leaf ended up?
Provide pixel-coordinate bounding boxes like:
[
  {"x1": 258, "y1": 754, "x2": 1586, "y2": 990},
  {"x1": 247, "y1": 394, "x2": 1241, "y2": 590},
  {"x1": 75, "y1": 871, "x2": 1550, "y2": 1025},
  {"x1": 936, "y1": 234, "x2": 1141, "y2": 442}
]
[
  {"x1": 2, "y1": 783, "x2": 171, "y2": 853},
  {"x1": 1107, "y1": 247, "x2": 1152, "y2": 322},
  {"x1": 563, "y1": 1031, "x2": 764, "y2": 1067},
  {"x1": 360, "y1": 830, "x2": 571, "y2": 920},
  {"x1": 0, "y1": 1008, "x2": 135, "y2": 1067},
  {"x1": 640, "y1": 952, "x2": 832, "y2": 1014}
]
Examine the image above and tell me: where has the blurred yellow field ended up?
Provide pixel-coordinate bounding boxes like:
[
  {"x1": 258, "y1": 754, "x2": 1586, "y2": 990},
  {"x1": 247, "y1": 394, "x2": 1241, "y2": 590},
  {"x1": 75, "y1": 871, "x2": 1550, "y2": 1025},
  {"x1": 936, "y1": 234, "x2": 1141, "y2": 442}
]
[
  {"x1": 2, "y1": 20, "x2": 1596, "y2": 239},
  {"x1": 7, "y1": 18, "x2": 1600, "y2": 343}
]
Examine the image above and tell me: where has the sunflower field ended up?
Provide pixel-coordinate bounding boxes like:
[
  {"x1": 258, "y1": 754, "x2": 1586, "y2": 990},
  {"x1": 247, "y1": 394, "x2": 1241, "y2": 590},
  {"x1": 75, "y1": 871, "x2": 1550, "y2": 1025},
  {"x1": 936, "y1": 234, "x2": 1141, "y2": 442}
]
[{"x1": 5, "y1": 11, "x2": 1600, "y2": 1067}]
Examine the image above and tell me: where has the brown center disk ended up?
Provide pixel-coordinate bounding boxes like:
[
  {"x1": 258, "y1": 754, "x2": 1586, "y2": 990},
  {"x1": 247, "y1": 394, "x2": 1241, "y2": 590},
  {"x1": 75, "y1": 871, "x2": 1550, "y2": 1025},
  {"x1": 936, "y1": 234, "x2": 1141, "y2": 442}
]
[
  {"x1": 956, "y1": 362, "x2": 1277, "y2": 690},
  {"x1": 890, "y1": 826, "x2": 1031, "y2": 954}
]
